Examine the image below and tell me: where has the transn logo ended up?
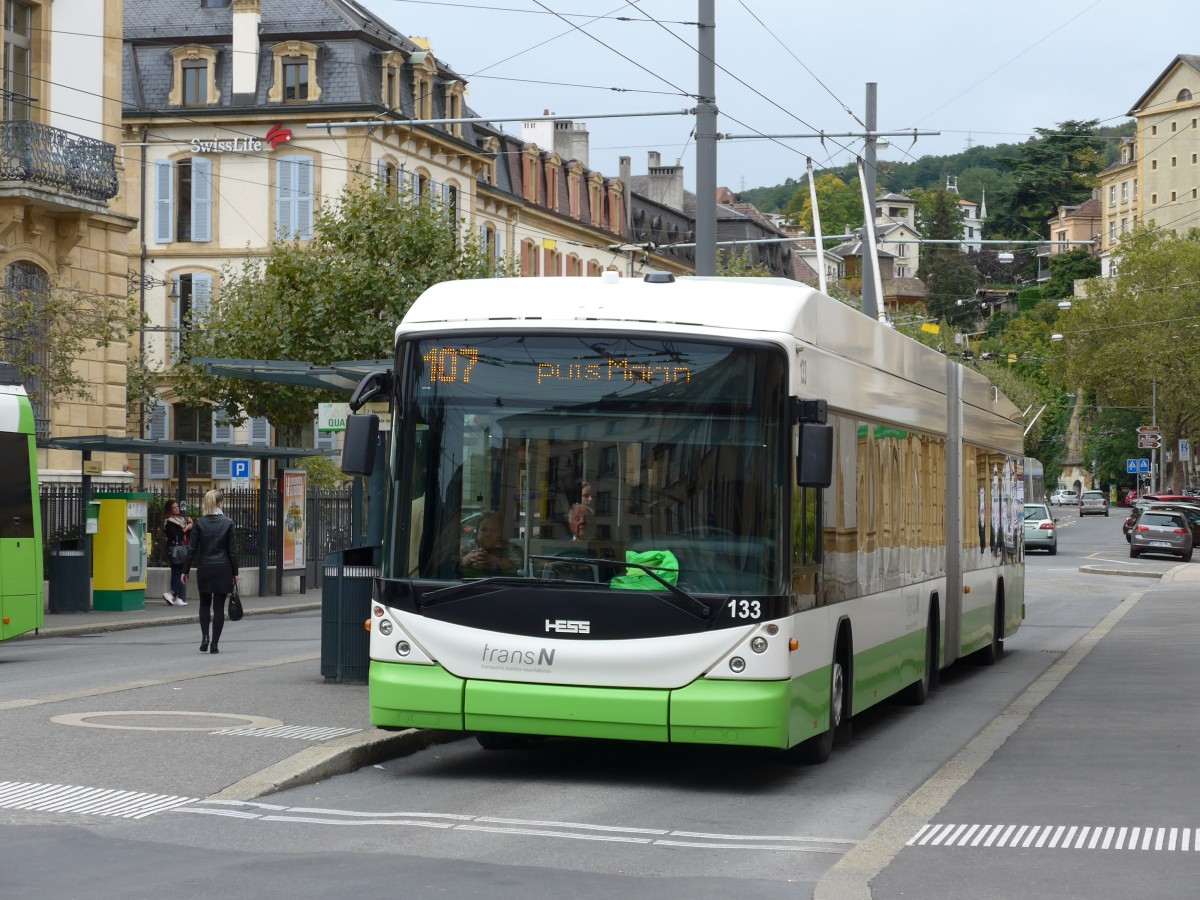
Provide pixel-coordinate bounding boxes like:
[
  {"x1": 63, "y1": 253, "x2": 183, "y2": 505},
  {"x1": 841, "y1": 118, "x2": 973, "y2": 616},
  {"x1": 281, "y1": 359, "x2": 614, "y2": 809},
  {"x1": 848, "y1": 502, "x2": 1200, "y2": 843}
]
[{"x1": 545, "y1": 619, "x2": 590, "y2": 634}]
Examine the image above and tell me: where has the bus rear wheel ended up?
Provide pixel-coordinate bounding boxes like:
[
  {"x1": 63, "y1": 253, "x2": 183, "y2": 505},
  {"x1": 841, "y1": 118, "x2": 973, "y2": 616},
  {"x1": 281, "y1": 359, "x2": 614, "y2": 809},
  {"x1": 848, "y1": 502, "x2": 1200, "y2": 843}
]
[{"x1": 900, "y1": 610, "x2": 938, "y2": 705}]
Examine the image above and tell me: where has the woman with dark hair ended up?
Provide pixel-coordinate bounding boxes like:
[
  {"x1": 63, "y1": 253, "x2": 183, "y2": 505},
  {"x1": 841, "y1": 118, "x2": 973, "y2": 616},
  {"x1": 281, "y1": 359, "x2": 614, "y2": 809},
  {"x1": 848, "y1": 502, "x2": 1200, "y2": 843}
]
[
  {"x1": 161, "y1": 499, "x2": 192, "y2": 606},
  {"x1": 182, "y1": 489, "x2": 239, "y2": 653}
]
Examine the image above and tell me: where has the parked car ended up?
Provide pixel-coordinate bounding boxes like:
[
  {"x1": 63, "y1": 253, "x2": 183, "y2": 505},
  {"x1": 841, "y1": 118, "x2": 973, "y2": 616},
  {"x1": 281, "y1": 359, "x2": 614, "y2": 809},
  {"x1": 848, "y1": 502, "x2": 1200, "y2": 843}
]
[
  {"x1": 1079, "y1": 490, "x2": 1109, "y2": 516},
  {"x1": 1129, "y1": 510, "x2": 1193, "y2": 561},
  {"x1": 1022, "y1": 503, "x2": 1057, "y2": 554},
  {"x1": 1050, "y1": 489, "x2": 1078, "y2": 506},
  {"x1": 1125, "y1": 489, "x2": 1140, "y2": 506},
  {"x1": 1125, "y1": 502, "x2": 1200, "y2": 545}
]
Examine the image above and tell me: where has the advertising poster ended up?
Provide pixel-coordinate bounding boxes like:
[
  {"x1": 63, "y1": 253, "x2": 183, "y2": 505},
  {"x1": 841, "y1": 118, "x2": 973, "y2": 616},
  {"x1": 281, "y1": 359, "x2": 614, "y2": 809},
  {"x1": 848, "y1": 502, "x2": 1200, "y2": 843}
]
[{"x1": 283, "y1": 470, "x2": 306, "y2": 570}]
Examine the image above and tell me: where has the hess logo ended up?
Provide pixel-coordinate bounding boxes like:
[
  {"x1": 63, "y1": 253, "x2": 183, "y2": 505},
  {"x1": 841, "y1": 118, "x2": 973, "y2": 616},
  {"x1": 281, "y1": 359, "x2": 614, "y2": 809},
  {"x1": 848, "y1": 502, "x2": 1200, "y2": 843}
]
[
  {"x1": 545, "y1": 619, "x2": 590, "y2": 634},
  {"x1": 265, "y1": 123, "x2": 293, "y2": 150}
]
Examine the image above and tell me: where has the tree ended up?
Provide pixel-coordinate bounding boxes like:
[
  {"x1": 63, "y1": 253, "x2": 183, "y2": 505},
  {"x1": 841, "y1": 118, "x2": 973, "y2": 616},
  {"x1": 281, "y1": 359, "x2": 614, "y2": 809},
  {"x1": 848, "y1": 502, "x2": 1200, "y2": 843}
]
[
  {"x1": 717, "y1": 250, "x2": 771, "y2": 276},
  {"x1": 0, "y1": 272, "x2": 138, "y2": 418},
  {"x1": 995, "y1": 120, "x2": 1105, "y2": 238},
  {"x1": 173, "y1": 180, "x2": 514, "y2": 444},
  {"x1": 784, "y1": 173, "x2": 863, "y2": 236},
  {"x1": 914, "y1": 187, "x2": 977, "y2": 324},
  {"x1": 1041, "y1": 248, "x2": 1100, "y2": 300},
  {"x1": 1053, "y1": 225, "x2": 1200, "y2": 491}
]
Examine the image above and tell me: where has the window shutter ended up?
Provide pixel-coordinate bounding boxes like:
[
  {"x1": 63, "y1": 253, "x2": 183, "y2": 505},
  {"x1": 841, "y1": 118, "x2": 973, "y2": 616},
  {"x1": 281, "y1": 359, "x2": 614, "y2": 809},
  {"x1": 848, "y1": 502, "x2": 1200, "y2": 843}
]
[
  {"x1": 212, "y1": 412, "x2": 233, "y2": 479},
  {"x1": 315, "y1": 418, "x2": 336, "y2": 454},
  {"x1": 191, "y1": 274, "x2": 213, "y2": 326},
  {"x1": 147, "y1": 402, "x2": 170, "y2": 480},
  {"x1": 155, "y1": 160, "x2": 174, "y2": 244},
  {"x1": 191, "y1": 157, "x2": 212, "y2": 242},
  {"x1": 249, "y1": 416, "x2": 271, "y2": 446},
  {"x1": 296, "y1": 158, "x2": 314, "y2": 239},
  {"x1": 171, "y1": 276, "x2": 182, "y2": 363},
  {"x1": 276, "y1": 157, "x2": 295, "y2": 238}
]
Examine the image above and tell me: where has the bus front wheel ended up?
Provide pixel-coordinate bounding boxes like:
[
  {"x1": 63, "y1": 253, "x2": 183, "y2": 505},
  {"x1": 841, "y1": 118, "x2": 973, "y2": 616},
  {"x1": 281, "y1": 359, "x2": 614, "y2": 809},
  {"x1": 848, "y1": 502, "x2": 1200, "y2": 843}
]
[{"x1": 794, "y1": 640, "x2": 851, "y2": 764}]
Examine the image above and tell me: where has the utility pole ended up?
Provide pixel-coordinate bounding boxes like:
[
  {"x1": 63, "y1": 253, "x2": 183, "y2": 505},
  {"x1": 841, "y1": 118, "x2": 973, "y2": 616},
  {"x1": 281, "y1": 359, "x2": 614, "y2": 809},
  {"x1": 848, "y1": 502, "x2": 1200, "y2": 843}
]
[
  {"x1": 861, "y1": 83, "x2": 880, "y2": 319},
  {"x1": 694, "y1": 0, "x2": 717, "y2": 276}
]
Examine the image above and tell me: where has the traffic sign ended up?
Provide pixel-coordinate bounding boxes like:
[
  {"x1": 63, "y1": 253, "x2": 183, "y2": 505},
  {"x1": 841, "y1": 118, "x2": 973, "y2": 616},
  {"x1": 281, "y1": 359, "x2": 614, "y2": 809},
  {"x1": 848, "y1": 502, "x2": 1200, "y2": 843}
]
[
  {"x1": 1138, "y1": 436, "x2": 1161, "y2": 450},
  {"x1": 1137, "y1": 425, "x2": 1161, "y2": 434},
  {"x1": 1127, "y1": 459, "x2": 1138, "y2": 474},
  {"x1": 1137, "y1": 458, "x2": 1151, "y2": 473},
  {"x1": 231, "y1": 459, "x2": 251, "y2": 484},
  {"x1": 1181, "y1": 439, "x2": 1191, "y2": 462}
]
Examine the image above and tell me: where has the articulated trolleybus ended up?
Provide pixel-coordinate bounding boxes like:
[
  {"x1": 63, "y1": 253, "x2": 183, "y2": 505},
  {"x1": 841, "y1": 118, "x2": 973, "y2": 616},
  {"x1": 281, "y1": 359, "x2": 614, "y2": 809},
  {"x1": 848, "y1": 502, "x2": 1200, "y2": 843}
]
[
  {"x1": 344, "y1": 273, "x2": 1025, "y2": 761},
  {"x1": 0, "y1": 365, "x2": 44, "y2": 643}
]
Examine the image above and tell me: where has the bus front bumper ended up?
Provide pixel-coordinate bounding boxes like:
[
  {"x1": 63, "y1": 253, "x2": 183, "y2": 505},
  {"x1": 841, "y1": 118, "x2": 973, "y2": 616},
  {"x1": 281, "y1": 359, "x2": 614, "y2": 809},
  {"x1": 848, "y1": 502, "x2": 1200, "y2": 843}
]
[{"x1": 369, "y1": 661, "x2": 828, "y2": 749}]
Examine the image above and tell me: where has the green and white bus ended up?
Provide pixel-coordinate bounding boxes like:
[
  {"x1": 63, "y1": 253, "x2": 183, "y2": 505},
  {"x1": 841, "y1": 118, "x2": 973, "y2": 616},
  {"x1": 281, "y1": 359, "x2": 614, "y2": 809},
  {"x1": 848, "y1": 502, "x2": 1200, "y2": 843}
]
[
  {"x1": 0, "y1": 367, "x2": 44, "y2": 642},
  {"x1": 344, "y1": 274, "x2": 1025, "y2": 760}
]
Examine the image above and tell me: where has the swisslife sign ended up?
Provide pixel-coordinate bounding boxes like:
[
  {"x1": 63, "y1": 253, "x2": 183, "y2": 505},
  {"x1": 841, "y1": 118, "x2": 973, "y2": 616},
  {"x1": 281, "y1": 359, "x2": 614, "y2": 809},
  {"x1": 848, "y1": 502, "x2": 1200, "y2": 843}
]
[{"x1": 190, "y1": 123, "x2": 293, "y2": 154}]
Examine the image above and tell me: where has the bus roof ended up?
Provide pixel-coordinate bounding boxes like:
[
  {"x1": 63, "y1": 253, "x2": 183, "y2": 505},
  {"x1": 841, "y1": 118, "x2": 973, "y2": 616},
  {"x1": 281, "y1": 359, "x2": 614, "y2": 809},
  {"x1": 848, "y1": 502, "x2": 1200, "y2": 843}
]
[{"x1": 400, "y1": 275, "x2": 1024, "y2": 439}]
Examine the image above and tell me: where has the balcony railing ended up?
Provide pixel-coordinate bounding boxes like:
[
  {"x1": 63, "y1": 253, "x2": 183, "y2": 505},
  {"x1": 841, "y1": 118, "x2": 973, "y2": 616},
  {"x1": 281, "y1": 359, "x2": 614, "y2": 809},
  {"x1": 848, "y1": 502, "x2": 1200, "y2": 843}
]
[{"x1": 0, "y1": 120, "x2": 119, "y2": 203}]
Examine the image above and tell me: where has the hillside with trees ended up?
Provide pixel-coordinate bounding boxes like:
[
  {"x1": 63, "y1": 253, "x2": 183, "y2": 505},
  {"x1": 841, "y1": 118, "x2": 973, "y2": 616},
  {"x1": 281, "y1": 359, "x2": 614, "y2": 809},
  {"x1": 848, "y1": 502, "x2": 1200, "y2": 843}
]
[{"x1": 740, "y1": 120, "x2": 1134, "y2": 241}]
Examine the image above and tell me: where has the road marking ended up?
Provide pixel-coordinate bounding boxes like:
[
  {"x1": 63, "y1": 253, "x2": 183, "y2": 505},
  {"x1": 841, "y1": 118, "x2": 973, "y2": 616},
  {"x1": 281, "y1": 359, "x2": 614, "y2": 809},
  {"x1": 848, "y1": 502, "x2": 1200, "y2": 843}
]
[
  {"x1": 212, "y1": 725, "x2": 361, "y2": 741},
  {"x1": 814, "y1": 589, "x2": 1145, "y2": 900},
  {"x1": 0, "y1": 781, "x2": 194, "y2": 819},
  {"x1": 907, "y1": 824, "x2": 1199, "y2": 852},
  {"x1": 179, "y1": 799, "x2": 857, "y2": 853},
  {"x1": 51, "y1": 711, "x2": 282, "y2": 732}
]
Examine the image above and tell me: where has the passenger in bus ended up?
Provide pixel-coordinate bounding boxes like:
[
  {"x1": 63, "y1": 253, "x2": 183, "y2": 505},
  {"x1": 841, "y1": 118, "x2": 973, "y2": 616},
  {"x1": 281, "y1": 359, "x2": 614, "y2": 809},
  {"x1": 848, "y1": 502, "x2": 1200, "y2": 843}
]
[
  {"x1": 460, "y1": 512, "x2": 520, "y2": 577},
  {"x1": 568, "y1": 503, "x2": 595, "y2": 541}
]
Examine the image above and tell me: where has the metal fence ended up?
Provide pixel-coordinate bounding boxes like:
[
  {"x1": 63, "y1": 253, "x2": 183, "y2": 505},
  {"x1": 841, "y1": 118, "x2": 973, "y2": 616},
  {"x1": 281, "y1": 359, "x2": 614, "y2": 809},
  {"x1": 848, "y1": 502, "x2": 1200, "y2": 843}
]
[{"x1": 39, "y1": 484, "x2": 355, "y2": 573}]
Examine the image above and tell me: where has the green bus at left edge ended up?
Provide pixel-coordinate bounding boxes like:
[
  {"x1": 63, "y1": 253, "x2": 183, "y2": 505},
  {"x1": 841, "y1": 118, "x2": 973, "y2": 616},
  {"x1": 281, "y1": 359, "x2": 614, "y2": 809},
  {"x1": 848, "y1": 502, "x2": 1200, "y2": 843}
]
[{"x1": 1, "y1": 385, "x2": 44, "y2": 641}]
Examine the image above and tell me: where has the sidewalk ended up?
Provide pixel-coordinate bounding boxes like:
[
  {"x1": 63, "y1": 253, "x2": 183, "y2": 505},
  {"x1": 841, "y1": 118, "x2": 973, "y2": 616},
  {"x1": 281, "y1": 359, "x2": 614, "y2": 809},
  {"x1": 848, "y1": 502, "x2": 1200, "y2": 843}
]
[
  {"x1": 17, "y1": 582, "x2": 450, "y2": 803},
  {"x1": 32, "y1": 584, "x2": 323, "y2": 638}
]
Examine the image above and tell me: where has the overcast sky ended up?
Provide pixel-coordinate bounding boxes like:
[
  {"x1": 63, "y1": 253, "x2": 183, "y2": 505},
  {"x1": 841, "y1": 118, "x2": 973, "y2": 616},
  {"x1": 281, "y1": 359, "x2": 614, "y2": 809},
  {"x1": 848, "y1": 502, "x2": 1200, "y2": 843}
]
[{"x1": 357, "y1": 0, "x2": 1188, "y2": 194}]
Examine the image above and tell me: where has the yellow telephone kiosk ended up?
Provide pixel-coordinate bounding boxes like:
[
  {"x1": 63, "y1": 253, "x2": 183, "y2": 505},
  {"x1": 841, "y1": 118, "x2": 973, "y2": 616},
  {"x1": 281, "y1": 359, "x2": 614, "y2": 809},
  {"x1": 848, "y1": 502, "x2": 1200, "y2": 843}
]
[{"x1": 92, "y1": 492, "x2": 152, "y2": 611}]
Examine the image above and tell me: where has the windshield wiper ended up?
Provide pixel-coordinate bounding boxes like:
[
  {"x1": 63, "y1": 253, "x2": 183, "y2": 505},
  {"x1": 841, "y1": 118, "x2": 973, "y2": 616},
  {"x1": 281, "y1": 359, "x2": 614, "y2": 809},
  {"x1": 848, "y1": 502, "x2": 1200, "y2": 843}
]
[
  {"x1": 420, "y1": 575, "x2": 538, "y2": 605},
  {"x1": 530, "y1": 555, "x2": 714, "y2": 620}
]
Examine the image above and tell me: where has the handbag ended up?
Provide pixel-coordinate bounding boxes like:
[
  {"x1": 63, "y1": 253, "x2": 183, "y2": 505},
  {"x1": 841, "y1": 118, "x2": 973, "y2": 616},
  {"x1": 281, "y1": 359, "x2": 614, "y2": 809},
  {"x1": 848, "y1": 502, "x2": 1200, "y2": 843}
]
[
  {"x1": 227, "y1": 583, "x2": 244, "y2": 621},
  {"x1": 170, "y1": 543, "x2": 189, "y2": 565}
]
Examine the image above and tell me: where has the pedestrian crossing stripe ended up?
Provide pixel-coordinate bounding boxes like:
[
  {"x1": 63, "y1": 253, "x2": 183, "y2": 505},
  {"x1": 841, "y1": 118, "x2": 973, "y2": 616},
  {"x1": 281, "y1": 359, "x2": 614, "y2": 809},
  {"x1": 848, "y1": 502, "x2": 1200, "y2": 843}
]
[
  {"x1": 211, "y1": 724, "x2": 361, "y2": 741},
  {"x1": 0, "y1": 781, "x2": 194, "y2": 819},
  {"x1": 910, "y1": 824, "x2": 1199, "y2": 851}
]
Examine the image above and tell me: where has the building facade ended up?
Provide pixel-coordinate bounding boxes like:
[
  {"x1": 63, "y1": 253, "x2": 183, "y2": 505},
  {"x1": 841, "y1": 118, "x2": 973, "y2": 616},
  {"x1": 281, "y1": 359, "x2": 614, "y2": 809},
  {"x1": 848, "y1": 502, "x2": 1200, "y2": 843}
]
[
  {"x1": 1097, "y1": 137, "x2": 1138, "y2": 277},
  {"x1": 2, "y1": 0, "x2": 133, "y2": 479},
  {"x1": 122, "y1": 0, "x2": 651, "y2": 488}
]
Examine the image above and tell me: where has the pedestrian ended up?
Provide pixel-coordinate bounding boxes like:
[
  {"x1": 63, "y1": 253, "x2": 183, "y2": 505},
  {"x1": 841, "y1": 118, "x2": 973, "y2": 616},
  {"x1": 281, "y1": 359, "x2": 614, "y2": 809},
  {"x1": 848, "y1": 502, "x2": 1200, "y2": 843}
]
[
  {"x1": 182, "y1": 489, "x2": 239, "y2": 654},
  {"x1": 161, "y1": 499, "x2": 192, "y2": 606}
]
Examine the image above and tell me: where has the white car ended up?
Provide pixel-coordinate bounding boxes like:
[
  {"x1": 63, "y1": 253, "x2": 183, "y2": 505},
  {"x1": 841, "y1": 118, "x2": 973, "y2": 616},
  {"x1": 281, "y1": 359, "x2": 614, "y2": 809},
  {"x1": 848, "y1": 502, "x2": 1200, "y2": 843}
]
[{"x1": 1050, "y1": 489, "x2": 1078, "y2": 506}]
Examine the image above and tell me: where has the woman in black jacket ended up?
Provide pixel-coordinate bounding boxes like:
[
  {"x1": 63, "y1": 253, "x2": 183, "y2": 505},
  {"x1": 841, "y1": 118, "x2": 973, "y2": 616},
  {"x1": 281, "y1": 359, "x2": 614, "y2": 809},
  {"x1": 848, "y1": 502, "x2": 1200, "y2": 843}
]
[{"x1": 182, "y1": 489, "x2": 239, "y2": 653}]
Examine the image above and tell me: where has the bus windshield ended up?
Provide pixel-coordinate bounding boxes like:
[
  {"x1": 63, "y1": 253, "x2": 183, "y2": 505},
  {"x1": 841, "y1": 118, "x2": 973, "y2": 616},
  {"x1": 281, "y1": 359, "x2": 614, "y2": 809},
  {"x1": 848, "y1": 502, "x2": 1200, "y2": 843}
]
[{"x1": 392, "y1": 333, "x2": 788, "y2": 596}]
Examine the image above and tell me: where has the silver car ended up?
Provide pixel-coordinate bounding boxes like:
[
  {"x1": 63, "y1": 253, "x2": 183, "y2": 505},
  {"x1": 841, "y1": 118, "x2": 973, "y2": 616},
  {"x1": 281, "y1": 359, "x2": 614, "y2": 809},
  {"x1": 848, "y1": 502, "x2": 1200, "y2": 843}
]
[
  {"x1": 1129, "y1": 510, "x2": 1193, "y2": 561},
  {"x1": 1079, "y1": 490, "x2": 1109, "y2": 516},
  {"x1": 1022, "y1": 503, "x2": 1057, "y2": 554},
  {"x1": 1050, "y1": 489, "x2": 1078, "y2": 506}
]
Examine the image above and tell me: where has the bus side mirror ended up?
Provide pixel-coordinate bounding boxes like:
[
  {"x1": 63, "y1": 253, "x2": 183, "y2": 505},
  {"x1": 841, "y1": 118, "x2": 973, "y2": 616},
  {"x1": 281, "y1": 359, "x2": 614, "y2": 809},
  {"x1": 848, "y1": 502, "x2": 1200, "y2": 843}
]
[
  {"x1": 349, "y1": 370, "x2": 392, "y2": 412},
  {"x1": 797, "y1": 423, "x2": 833, "y2": 488},
  {"x1": 342, "y1": 414, "x2": 380, "y2": 477}
]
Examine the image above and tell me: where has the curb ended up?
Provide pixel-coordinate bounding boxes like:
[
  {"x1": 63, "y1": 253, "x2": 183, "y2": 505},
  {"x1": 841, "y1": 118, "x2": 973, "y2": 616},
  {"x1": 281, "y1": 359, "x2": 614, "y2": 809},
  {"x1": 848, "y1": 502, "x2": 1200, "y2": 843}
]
[
  {"x1": 22, "y1": 603, "x2": 322, "y2": 640},
  {"x1": 206, "y1": 728, "x2": 463, "y2": 801},
  {"x1": 1078, "y1": 565, "x2": 1161, "y2": 579}
]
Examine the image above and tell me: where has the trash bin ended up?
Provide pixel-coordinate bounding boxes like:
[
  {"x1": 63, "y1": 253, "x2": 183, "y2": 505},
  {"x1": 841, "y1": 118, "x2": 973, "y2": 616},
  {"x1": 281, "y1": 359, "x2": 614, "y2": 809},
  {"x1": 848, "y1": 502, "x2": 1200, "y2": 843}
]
[
  {"x1": 320, "y1": 546, "x2": 379, "y2": 684},
  {"x1": 48, "y1": 539, "x2": 90, "y2": 613}
]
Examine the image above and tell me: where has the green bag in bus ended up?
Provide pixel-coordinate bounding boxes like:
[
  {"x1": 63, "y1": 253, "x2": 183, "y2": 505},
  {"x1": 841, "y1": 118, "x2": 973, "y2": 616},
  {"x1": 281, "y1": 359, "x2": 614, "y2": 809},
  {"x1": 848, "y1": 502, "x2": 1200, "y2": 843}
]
[{"x1": 610, "y1": 549, "x2": 679, "y2": 590}]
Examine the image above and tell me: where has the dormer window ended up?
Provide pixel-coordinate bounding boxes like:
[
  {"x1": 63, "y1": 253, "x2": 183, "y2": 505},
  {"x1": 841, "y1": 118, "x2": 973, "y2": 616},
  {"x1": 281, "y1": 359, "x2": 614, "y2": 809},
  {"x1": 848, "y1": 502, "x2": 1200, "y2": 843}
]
[
  {"x1": 169, "y1": 46, "x2": 220, "y2": 108},
  {"x1": 381, "y1": 51, "x2": 403, "y2": 110},
  {"x1": 283, "y1": 58, "x2": 308, "y2": 101},
  {"x1": 269, "y1": 41, "x2": 320, "y2": 104}
]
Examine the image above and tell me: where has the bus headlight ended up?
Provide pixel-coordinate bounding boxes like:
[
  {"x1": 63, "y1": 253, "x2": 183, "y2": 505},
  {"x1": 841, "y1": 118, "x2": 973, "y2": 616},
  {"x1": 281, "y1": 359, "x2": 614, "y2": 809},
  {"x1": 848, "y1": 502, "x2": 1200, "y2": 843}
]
[
  {"x1": 729, "y1": 656, "x2": 746, "y2": 673},
  {"x1": 396, "y1": 640, "x2": 411, "y2": 657},
  {"x1": 378, "y1": 619, "x2": 393, "y2": 636},
  {"x1": 750, "y1": 637, "x2": 768, "y2": 654}
]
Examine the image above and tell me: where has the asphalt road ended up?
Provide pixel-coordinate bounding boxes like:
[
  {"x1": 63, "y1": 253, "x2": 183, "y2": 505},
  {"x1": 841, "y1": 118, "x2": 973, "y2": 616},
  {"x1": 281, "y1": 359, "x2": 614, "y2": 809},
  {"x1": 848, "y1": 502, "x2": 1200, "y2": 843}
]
[{"x1": 1, "y1": 513, "x2": 1193, "y2": 899}]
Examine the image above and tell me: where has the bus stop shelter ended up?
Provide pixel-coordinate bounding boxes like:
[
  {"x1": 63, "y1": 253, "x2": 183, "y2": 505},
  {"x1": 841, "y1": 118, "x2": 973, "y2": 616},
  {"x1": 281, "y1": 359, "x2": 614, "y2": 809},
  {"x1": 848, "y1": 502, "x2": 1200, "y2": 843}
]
[{"x1": 38, "y1": 435, "x2": 323, "y2": 597}]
